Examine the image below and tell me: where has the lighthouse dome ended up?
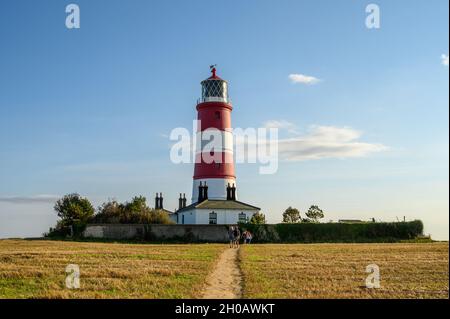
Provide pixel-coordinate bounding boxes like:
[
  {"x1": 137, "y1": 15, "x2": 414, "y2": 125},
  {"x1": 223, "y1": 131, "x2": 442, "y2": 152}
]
[{"x1": 200, "y1": 67, "x2": 229, "y2": 104}]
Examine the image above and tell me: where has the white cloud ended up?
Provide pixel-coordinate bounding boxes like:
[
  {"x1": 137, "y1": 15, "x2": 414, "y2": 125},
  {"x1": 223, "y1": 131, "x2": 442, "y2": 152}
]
[
  {"x1": 441, "y1": 54, "x2": 449, "y2": 66},
  {"x1": 159, "y1": 133, "x2": 169, "y2": 138},
  {"x1": 278, "y1": 125, "x2": 387, "y2": 161},
  {"x1": 289, "y1": 73, "x2": 321, "y2": 85},
  {"x1": 0, "y1": 195, "x2": 59, "y2": 204},
  {"x1": 263, "y1": 120, "x2": 299, "y2": 134},
  {"x1": 263, "y1": 120, "x2": 295, "y2": 129},
  {"x1": 256, "y1": 123, "x2": 387, "y2": 161}
]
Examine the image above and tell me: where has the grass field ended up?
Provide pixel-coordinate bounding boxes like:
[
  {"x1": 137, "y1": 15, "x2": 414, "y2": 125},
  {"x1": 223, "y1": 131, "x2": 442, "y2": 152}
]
[
  {"x1": 0, "y1": 240, "x2": 448, "y2": 299},
  {"x1": 0, "y1": 240, "x2": 225, "y2": 298},
  {"x1": 240, "y1": 243, "x2": 449, "y2": 299}
]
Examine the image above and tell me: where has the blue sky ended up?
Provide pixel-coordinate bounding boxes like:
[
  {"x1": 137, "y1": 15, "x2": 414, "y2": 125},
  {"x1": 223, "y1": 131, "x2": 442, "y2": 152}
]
[{"x1": 0, "y1": 0, "x2": 448, "y2": 239}]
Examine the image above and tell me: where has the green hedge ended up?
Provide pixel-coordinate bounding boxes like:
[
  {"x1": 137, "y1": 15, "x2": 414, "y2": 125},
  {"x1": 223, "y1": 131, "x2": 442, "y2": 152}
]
[{"x1": 240, "y1": 220, "x2": 424, "y2": 243}]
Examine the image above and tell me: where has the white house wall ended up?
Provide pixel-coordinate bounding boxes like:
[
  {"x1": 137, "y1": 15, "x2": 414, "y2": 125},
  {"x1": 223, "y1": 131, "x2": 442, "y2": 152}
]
[
  {"x1": 178, "y1": 210, "x2": 196, "y2": 225},
  {"x1": 177, "y1": 208, "x2": 257, "y2": 225}
]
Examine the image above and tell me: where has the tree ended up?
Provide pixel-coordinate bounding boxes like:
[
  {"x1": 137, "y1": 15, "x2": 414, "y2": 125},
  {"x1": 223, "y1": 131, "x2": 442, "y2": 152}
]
[
  {"x1": 123, "y1": 196, "x2": 148, "y2": 214},
  {"x1": 54, "y1": 193, "x2": 94, "y2": 226},
  {"x1": 94, "y1": 199, "x2": 122, "y2": 223},
  {"x1": 305, "y1": 205, "x2": 324, "y2": 222},
  {"x1": 250, "y1": 212, "x2": 266, "y2": 224},
  {"x1": 48, "y1": 193, "x2": 95, "y2": 237},
  {"x1": 282, "y1": 206, "x2": 301, "y2": 223}
]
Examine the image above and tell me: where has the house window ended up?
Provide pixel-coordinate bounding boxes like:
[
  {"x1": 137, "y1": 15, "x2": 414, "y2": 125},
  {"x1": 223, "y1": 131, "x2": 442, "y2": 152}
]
[
  {"x1": 239, "y1": 212, "x2": 247, "y2": 223},
  {"x1": 215, "y1": 111, "x2": 221, "y2": 119},
  {"x1": 209, "y1": 211, "x2": 217, "y2": 224}
]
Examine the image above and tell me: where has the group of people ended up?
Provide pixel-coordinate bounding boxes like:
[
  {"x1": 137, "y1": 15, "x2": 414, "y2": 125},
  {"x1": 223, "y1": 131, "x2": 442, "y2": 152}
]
[{"x1": 228, "y1": 226, "x2": 253, "y2": 248}]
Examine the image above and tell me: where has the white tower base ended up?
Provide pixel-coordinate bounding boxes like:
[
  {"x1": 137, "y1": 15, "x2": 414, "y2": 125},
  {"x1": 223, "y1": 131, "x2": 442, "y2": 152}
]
[{"x1": 192, "y1": 178, "x2": 236, "y2": 202}]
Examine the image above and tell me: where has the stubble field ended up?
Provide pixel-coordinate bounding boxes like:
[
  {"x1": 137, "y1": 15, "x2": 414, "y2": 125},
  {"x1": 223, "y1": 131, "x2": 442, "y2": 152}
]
[
  {"x1": 0, "y1": 239, "x2": 225, "y2": 298},
  {"x1": 0, "y1": 239, "x2": 448, "y2": 299},
  {"x1": 239, "y1": 242, "x2": 449, "y2": 298}
]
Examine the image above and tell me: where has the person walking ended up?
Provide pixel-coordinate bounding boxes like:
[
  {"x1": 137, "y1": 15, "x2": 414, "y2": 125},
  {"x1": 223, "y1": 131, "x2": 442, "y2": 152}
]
[
  {"x1": 246, "y1": 231, "x2": 253, "y2": 244},
  {"x1": 242, "y1": 230, "x2": 249, "y2": 244},
  {"x1": 228, "y1": 226, "x2": 235, "y2": 248},
  {"x1": 233, "y1": 226, "x2": 241, "y2": 248}
]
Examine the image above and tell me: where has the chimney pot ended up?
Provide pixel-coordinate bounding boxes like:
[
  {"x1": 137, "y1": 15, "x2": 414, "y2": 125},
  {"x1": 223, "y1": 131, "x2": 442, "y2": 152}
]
[
  {"x1": 155, "y1": 193, "x2": 160, "y2": 209},
  {"x1": 231, "y1": 184, "x2": 236, "y2": 201},
  {"x1": 198, "y1": 182, "x2": 204, "y2": 202}
]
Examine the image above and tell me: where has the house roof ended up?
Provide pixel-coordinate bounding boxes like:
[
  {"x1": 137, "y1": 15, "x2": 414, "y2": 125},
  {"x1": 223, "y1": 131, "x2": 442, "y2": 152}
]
[
  {"x1": 176, "y1": 199, "x2": 260, "y2": 213},
  {"x1": 157, "y1": 208, "x2": 173, "y2": 214}
]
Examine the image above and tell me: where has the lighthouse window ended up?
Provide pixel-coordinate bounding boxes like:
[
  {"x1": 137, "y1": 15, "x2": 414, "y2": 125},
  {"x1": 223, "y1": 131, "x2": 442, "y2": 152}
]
[
  {"x1": 239, "y1": 212, "x2": 247, "y2": 223},
  {"x1": 209, "y1": 212, "x2": 217, "y2": 225},
  {"x1": 215, "y1": 111, "x2": 221, "y2": 119}
]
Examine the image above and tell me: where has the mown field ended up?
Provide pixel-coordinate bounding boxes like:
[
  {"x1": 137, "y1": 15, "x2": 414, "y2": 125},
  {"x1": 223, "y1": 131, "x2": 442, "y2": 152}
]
[
  {"x1": 0, "y1": 240, "x2": 225, "y2": 298},
  {"x1": 240, "y1": 242, "x2": 449, "y2": 299},
  {"x1": 0, "y1": 240, "x2": 448, "y2": 299}
]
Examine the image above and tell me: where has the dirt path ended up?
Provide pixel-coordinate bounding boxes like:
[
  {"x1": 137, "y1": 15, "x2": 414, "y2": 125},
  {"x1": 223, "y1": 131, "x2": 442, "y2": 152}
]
[{"x1": 201, "y1": 247, "x2": 242, "y2": 299}]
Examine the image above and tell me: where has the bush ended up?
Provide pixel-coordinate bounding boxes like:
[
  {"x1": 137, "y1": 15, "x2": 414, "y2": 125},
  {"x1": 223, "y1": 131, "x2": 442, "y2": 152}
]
[
  {"x1": 91, "y1": 196, "x2": 174, "y2": 225},
  {"x1": 45, "y1": 221, "x2": 71, "y2": 238},
  {"x1": 240, "y1": 220, "x2": 424, "y2": 243}
]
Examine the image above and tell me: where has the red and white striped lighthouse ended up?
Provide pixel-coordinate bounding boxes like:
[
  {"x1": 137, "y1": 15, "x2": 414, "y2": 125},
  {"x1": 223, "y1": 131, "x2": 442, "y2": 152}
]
[{"x1": 192, "y1": 67, "x2": 236, "y2": 202}]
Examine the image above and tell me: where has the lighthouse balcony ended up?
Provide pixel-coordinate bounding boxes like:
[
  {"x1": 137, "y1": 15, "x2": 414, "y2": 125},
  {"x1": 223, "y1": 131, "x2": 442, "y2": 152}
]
[{"x1": 197, "y1": 97, "x2": 232, "y2": 104}]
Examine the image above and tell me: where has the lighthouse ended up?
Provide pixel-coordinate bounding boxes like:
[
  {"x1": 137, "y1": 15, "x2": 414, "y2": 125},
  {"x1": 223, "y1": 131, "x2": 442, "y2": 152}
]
[
  {"x1": 174, "y1": 67, "x2": 260, "y2": 225},
  {"x1": 192, "y1": 66, "x2": 236, "y2": 202}
]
